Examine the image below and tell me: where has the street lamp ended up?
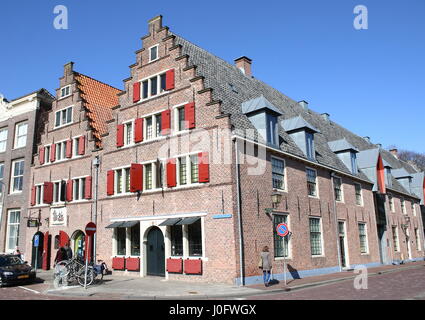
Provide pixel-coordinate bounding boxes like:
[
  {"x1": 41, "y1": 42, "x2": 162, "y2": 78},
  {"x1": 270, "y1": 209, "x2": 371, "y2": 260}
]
[{"x1": 265, "y1": 192, "x2": 283, "y2": 215}]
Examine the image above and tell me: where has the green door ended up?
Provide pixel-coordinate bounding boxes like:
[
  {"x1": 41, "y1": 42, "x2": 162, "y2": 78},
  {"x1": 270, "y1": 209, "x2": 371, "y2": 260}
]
[{"x1": 147, "y1": 227, "x2": 165, "y2": 276}]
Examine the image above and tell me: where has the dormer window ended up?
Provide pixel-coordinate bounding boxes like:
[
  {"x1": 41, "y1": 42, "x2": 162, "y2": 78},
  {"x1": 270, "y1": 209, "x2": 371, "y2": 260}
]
[
  {"x1": 266, "y1": 114, "x2": 279, "y2": 146},
  {"x1": 328, "y1": 139, "x2": 359, "y2": 175},
  {"x1": 351, "y1": 152, "x2": 358, "y2": 175},
  {"x1": 305, "y1": 131, "x2": 315, "y2": 160}
]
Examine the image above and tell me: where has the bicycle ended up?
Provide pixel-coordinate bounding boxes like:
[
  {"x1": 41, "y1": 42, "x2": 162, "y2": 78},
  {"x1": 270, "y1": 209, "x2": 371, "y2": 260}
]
[{"x1": 54, "y1": 257, "x2": 95, "y2": 287}]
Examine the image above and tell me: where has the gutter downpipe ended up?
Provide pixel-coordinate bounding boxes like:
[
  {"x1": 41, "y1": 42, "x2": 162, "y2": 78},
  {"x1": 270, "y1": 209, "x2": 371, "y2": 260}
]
[
  {"x1": 330, "y1": 172, "x2": 343, "y2": 272},
  {"x1": 92, "y1": 156, "x2": 100, "y2": 262},
  {"x1": 233, "y1": 136, "x2": 245, "y2": 286}
]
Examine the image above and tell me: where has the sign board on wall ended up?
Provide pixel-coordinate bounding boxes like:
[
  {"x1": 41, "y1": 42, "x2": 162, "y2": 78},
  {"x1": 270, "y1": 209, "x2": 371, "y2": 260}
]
[{"x1": 50, "y1": 207, "x2": 67, "y2": 227}]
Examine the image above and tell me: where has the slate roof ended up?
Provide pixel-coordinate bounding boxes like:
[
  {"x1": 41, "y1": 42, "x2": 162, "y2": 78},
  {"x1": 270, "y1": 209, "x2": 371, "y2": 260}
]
[
  {"x1": 241, "y1": 95, "x2": 283, "y2": 115},
  {"x1": 282, "y1": 116, "x2": 320, "y2": 133},
  {"x1": 171, "y1": 32, "x2": 423, "y2": 197},
  {"x1": 328, "y1": 139, "x2": 359, "y2": 153},
  {"x1": 74, "y1": 73, "x2": 121, "y2": 147}
]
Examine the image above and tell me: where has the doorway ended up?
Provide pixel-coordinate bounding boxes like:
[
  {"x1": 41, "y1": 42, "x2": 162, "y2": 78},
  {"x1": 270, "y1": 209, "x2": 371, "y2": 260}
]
[
  {"x1": 338, "y1": 221, "x2": 348, "y2": 268},
  {"x1": 146, "y1": 227, "x2": 165, "y2": 276},
  {"x1": 72, "y1": 230, "x2": 85, "y2": 260}
]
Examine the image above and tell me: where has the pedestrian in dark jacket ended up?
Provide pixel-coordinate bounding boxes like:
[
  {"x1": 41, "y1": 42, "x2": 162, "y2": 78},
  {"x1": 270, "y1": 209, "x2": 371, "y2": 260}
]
[
  {"x1": 259, "y1": 246, "x2": 273, "y2": 287},
  {"x1": 63, "y1": 242, "x2": 73, "y2": 260},
  {"x1": 54, "y1": 247, "x2": 67, "y2": 265}
]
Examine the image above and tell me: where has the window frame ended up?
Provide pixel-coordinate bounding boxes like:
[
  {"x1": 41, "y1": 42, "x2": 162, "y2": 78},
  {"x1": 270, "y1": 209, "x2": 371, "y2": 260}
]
[
  {"x1": 354, "y1": 183, "x2": 363, "y2": 206},
  {"x1": 273, "y1": 213, "x2": 291, "y2": 259},
  {"x1": 59, "y1": 85, "x2": 72, "y2": 99},
  {"x1": 401, "y1": 197, "x2": 406, "y2": 214},
  {"x1": 136, "y1": 69, "x2": 168, "y2": 102},
  {"x1": 54, "y1": 106, "x2": 73, "y2": 128},
  {"x1": 388, "y1": 193, "x2": 395, "y2": 212},
  {"x1": 358, "y1": 223, "x2": 369, "y2": 254},
  {"x1": 113, "y1": 166, "x2": 132, "y2": 196},
  {"x1": 306, "y1": 167, "x2": 318, "y2": 198},
  {"x1": 149, "y1": 44, "x2": 159, "y2": 62},
  {"x1": 0, "y1": 127, "x2": 8, "y2": 153},
  {"x1": 72, "y1": 176, "x2": 87, "y2": 202},
  {"x1": 13, "y1": 121, "x2": 28, "y2": 149},
  {"x1": 392, "y1": 226, "x2": 400, "y2": 252},
  {"x1": 52, "y1": 180, "x2": 66, "y2": 204},
  {"x1": 10, "y1": 159, "x2": 25, "y2": 194},
  {"x1": 271, "y1": 156, "x2": 286, "y2": 191},
  {"x1": 5, "y1": 209, "x2": 20, "y2": 253},
  {"x1": 305, "y1": 131, "x2": 315, "y2": 160},
  {"x1": 309, "y1": 217, "x2": 324, "y2": 257},
  {"x1": 333, "y1": 176, "x2": 343, "y2": 202}
]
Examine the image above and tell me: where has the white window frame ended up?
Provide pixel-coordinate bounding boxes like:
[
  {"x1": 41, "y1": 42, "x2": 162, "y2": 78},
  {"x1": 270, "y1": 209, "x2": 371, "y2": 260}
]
[
  {"x1": 5, "y1": 209, "x2": 20, "y2": 253},
  {"x1": 13, "y1": 121, "x2": 28, "y2": 149},
  {"x1": 309, "y1": 217, "x2": 325, "y2": 257},
  {"x1": 392, "y1": 226, "x2": 400, "y2": 252},
  {"x1": 358, "y1": 222, "x2": 369, "y2": 254},
  {"x1": 43, "y1": 145, "x2": 51, "y2": 165},
  {"x1": 0, "y1": 127, "x2": 8, "y2": 153},
  {"x1": 113, "y1": 166, "x2": 131, "y2": 196},
  {"x1": 59, "y1": 85, "x2": 72, "y2": 99},
  {"x1": 333, "y1": 176, "x2": 344, "y2": 203},
  {"x1": 72, "y1": 135, "x2": 83, "y2": 158},
  {"x1": 55, "y1": 140, "x2": 68, "y2": 162},
  {"x1": 412, "y1": 202, "x2": 417, "y2": 217},
  {"x1": 72, "y1": 176, "x2": 87, "y2": 202},
  {"x1": 388, "y1": 193, "x2": 395, "y2": 212},
  {"x1": 52, "y1": 180, "x2": 66, "y2": 204},
  {"x1": 10, "y1": 159, "x2": 25, "y2": 194},
  {"x1": 54, "y1": 105, "x2": 73, "y2": 128},
  {"x1": 136, "y1": 69, "x2": 168, "y2": 102},
  {"x1": 354, "y1": 183, "x2": 363, "y2": 206},
  {"x1": 271, "y1": 156, "x2": 287, "y2": 192},
  {"x1": 306, "y1": 167, "x2": 319, "y2": 198},
  {"x1": 176, "y1": 153, "x2": 201, "y2": 188},
  {"x1": 415, "y1": 228, "x2": 421, "y2": 251},
  {"x1": 149, "y1": 44, "x2": 159, "y2": 62},
  {"x1": 273, "y1": 213, "x2": 292, "y2": 260},
  {"x1": 401, "y1": 197, "x2": 406, "y2": 214},
  {"x1": 35, "y1": 184, "x2": 44, "y2": 206},
  {"x1": 123, "y1": 120, "x2": 134, "y2": 147}
]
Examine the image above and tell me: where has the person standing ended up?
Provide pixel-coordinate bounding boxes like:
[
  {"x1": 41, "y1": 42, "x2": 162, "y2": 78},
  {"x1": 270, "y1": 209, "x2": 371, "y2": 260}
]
[
  {"x1": 63, "y1": 242, "x2": 73, "y2": 260},
  {"x1": 259, "y1": 246, "x2": 273, "y2": 287}
]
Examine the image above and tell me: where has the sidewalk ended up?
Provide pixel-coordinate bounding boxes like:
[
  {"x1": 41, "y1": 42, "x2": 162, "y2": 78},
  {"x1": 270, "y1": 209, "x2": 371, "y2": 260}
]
[{"x1": 35, "y1": 260, "x2": 425, "y2": 299}]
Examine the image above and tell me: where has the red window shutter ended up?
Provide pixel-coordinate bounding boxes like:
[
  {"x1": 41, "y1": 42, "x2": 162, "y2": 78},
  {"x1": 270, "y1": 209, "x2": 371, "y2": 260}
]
[
  {"x1": 31, "y1": 186, "x2": 36, "y2": 206},
  {"x1": 116, "y1": 124, "x2": 124, "y2": 147},
  {"x1": 78, "y1": 136, "x2": 85, "y2": 155},
  {"x1": 130, "y1": 164, "x2": 143, "y2": 192},
  {"x1": 43, "y1": 182, "x2": 54, "y2": 204},
  {"x1": 161, "y1": 110, "x2": 171, "y2": 135},
  {"x1": 198, "y1": 152, "x2": 210, "y2": 183},
  {"x1": 85, "y1": 176, "x2": 92, "y2": 199},
  {"x1": 39, "y1": 147, "x2": 45, "y2": 165},
  {"x1": 50, "y1": 144, "x2": 56, "y2": 163},
  {"x1": 42, "y1": 231, "x2": 50, "y2": 270},
  {"x1": 107, "y1": 170, "x2": 115, "y2": 196},
  {"x1": 165, "y1": 69, "x2": 175, "y2": 90},
  {"x1": 184, "y1": 102, "x2": 196, "y2": 129},
  {"x1": 59, "y1": 231, "x2": 69, "y2": 248},
  {"x1": 133, "y1": 82, "x2": 141, "y2": 103},
  {"x1": 134, "y1": 118, "x2": 144, "y2": 143},
  {"x1": 66, "y1": 180, "x2": 73, "y2": 202},
  {"x1": 166, "y1": 159, "x2": 177, "y2": 188},
  {"x1": 66, "y1": 139, "x2": 72, "y2": 158}
]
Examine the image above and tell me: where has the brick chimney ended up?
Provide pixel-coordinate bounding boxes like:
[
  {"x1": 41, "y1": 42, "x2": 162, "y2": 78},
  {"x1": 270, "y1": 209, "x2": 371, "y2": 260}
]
[
  {"x1": 235, "y1": 56, "x2": 252, "y2": 77},
  {"x1": 298, "y1": 100, "x2": 309, "y2": 111},
  {"x1": 390, "y1": 148, "x2": 398, "y2": 159},
  {"x1": 64, "y1": 61, "x2": 74, "y2": 76},
  {"x1": 148, "y1": 15, "x2": 163, "y2": 34}
]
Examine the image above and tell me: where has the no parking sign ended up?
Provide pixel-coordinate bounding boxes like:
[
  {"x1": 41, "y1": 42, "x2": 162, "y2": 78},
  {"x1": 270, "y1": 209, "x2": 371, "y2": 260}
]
[{"x1": 276, "y1": 223, "x2": 289, "y2": 237}]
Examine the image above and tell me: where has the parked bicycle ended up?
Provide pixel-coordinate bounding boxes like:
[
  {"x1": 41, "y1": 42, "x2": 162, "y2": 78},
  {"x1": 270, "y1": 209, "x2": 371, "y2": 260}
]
[{"x1": 54, "y1": 257, "x2": 105, "y2": 288}]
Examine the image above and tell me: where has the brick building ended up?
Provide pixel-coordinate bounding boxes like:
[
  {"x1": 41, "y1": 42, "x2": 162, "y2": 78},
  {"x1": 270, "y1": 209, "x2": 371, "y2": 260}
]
[
  {"x1": 0, "y1": 90, "x2": 53, "y2": 257},
  {"x1": 23, "y1": 16, "x2": 425, "y2": 285}
]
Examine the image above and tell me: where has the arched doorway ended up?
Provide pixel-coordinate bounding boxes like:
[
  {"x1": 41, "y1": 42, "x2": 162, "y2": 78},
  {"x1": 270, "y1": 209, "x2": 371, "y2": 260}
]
[
  {"x1": 31, "y1": 232, "x2": 44, "y2": 269},
  {"x1": 146, "y1": 227, "x2": 165, "y2": 276},
  {"x1": 71, "y1": 230, "x2": 85, "y2": 260}
]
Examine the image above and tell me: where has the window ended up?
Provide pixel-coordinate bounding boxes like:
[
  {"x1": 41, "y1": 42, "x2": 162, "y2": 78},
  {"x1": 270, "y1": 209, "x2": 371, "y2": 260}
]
[
  {"x1": 272, "y1": 158, "x2": 285, "y2": 190},
  {"x1": 54, "y1": 106, "x2": 73, "y2": 128},
  {"x1": 14, "y1": 122, "x2": 28, "y2": 149},
  {"x1": 160, "y1": 74, "x2": 166, "y2": 93},
  {"x1": 10, "y1": 159, "x2": 24, "y2": 193},
  {"x1": 401, "y1": 198, "x2": 406, "y2": 214},
  {"x1": 188, "y1": 219, "x2": 202, "y2": 256},
  {"x1": 149, "y1": 45, "x2": 158, "y2": 61},
  {"x1": 179, "y1": 157, "x2": 187, "y2": 186},
  {"x1": 305, "y1": 131, "x2": 315, "y2": 160},
  {"x1": 157, "y1": 162, "x2": 164, "y2": 189},
  {"x1": 415, "y1": 228, "x2": 421, "y2": 251},
  {"x1": 358, "y1": 223, "x2": 368, "y2": 254},
  {"x1": 412, "y1": 202, "x2": 417, "y2": 216},
  {"x1": 0, "y1": 163, "x2": 4, "y2": 198},
  {"x1": 35, "y1": 185, "x2": 43, "y2": 206},
  {"x1": 140, "y1": 72, "x2": 167, "y2": 101},
  {"x1": 190, "y1": 155, "x2": 199, "y2": 184},
  {"x1": 44, "y1": 145, "x2": 51, "y2": 164},
  {"x1": 309, "y1": 217, "x2": 323, "y2": 256},
  {"x1": 177, "y1": 106, "x2": 185, "y2": 131},
  {"x1": 150, "y1": 77, "x2": 158, "y2": 96},
  {"x1": 333, "y1": 177, "x2": 343, "y2": 202},
  {"x1": 73, "y1": 137, "x2": 81, "y2": 157},
  {"x1": 0, "y1": 128, "x2": 8, "y2": 152},
  {"x1": 60, "y1": 85, "x2": 71, "y2": 98},
  {"x1": 351, "y1": 152, "x2": 358, "y2": 175},
  {"x1": 6, "y1": 210, "x2": 20, "y2": 252},
  {"x1": 115, "y1": 167, "x2": 131, "y2": 195},
  {"x1": 170, "y1": 225, "x2": 183, "y2": 256},
  {"x1": 53, "y1": 181, "x2": 66, "y2": 203},
  {"x1": 392, "y1": 226, "x2": 399, "y2": 252},
  {"x1": 355, "y1": 183, "x2": 363, "y2": 206},
  {"x1": 142, "y1": 80, "x2": 148, "y2": 99},
  {"x1": 73, "y1": 177, "x2": 86, "y2": 201},
  {"x1": 155, "y1": 114, "x2": 162, "y2": 137},
  {"x1": 273, "y1": 214, "x2": 289, "y2": 258},
  {"x1": 145, "y1": 164, "x2": 153, "y2": 190},
  {"x1": 266, "y1": 114, "x2": 278, "y2": 146},
  {"x1": 124, "y1": 121, "x2": 133, "y2": 146},
  {"x1": 130, "y1": 223, "x2": 140, "y2": 256},
  {"x1": 116, "y1": 228, "x2": 126, "y2": 256},
  {"x1": 146, "y1": 117, "x2": 153, "y2": 140},
  {"x1": 388, "y1": 194, "x2": 395, "y2": 212},
  {"x1": 306, "y1": 168, "x2": 317, "y2": 197},
  {"x1": 55, "y1": 141, "x2": 67, "y2": 161}
]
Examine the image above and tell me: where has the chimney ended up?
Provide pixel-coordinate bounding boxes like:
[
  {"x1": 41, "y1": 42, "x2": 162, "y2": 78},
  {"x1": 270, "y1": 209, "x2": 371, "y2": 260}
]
[
  {"x1": 390, "y1": 148, "x2": 398, "y2": 159},
  {"x1": 64, "y1": 61, "x2": 74, "y2": 76},
  {"x1": 298, "y1": 100, "x2": 309, "y2": 111},
  {"x1": 148, "y1": 15, "x2": 163, "y2": 34},
  {"x1": 363, "y1": 136, "x2": 371, "y2": 143},
  {"x1": 235, "y1": 56, "x2": 252, "y2": 77},
  {"x1": 321, "y1": 113, "x2": 330, "y2": 122}
]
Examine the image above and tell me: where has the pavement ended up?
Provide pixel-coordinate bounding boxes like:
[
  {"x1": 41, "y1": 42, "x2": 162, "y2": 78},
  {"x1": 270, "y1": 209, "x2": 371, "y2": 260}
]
[{"x1": 3, "y1": 260, "x2": 425, "y2": 300}]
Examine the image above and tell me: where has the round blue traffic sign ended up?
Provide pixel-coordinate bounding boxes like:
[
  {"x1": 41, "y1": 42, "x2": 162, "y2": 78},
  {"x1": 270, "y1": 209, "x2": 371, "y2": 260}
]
[{"x1": 276, "y1": 223, "x2": 289, "y2": 237}]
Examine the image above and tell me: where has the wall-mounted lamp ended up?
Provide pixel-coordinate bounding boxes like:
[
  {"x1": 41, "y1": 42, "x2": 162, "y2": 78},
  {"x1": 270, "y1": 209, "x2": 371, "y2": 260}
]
[{"x1": 265, "y1": 192, "x2": 283, "y2": 215}]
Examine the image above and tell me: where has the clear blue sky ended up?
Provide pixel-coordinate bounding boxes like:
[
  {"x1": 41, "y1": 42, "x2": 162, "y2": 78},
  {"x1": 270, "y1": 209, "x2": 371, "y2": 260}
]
[{"x1": 1, "y1": 0, "x2": 424, "y2": 152}]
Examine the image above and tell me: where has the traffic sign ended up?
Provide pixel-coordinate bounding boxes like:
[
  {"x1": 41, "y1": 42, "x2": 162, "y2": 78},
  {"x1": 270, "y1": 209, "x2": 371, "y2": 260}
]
[
  {"x1": 34, "y1": 235, "x2": 40, "y2": 247},
  {"x1": 85, "y1": 222, "x2": 97, "y2": 236},
  {"x1": 276, "y1": 223, "x2": 289, "y2": 237}
]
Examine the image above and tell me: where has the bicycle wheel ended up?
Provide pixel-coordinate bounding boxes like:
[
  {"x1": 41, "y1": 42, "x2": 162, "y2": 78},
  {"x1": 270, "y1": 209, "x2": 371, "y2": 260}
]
[
  {"x1": 55, "y1": 261, "x2": 70, "y2": 278},
  {"x1": 77, "y1": 267, "x2": 94, "y2": 287}
]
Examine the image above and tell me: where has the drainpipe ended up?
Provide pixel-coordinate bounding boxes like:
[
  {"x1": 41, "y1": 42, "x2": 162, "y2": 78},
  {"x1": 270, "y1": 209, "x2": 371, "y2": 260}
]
[
  {"x1": 0, "y1": 181, "x2": 5, "y2": 252},
  {"x1": 330, "y1": 172, "x2": 342, "y2": 272},
  {"x1": 233, "y1": 137, "x2": 245, "y2": 286},
  {"x1": 92, "y1": 156, "x2": 100, "y2": 262}
]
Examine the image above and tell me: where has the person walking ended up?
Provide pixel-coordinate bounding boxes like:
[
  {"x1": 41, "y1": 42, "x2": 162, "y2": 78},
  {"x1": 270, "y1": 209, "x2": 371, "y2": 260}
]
[
  {"x1": 54, "y1": 247, "x2": 67, "y2": 266},
  {"x1": 63, "y1": 242, "x2": 73, "y2": 260},
  {"x1": 259, "y1": 246, "x2": 273, "y2": 287}
]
